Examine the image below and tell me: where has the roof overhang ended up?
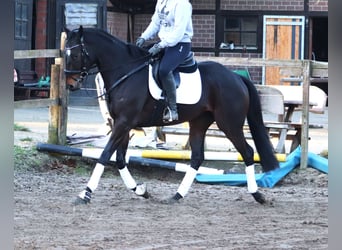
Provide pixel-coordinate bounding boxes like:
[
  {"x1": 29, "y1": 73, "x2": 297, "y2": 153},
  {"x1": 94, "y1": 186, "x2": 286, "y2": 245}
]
[{"x1": 108, "y1": 0, "x2": 156, "y2": 13}]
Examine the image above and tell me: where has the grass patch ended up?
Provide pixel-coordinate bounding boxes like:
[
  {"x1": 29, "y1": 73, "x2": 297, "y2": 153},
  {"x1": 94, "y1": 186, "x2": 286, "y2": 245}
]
[
  {"x1": 14, "y1": 145, "x2": 42, "y2": 171},
  {"x1": 14, "y1": 123, "x2": 30, "y2": 132},
  {"x1": 14, "y1": 144, "x2": 97, "y2": 175}
]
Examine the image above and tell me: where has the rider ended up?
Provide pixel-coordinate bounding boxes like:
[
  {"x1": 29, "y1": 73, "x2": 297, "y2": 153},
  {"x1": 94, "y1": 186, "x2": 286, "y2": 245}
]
[{"x1": 136, "y1": 0, "x2": 193, "y2": 123}]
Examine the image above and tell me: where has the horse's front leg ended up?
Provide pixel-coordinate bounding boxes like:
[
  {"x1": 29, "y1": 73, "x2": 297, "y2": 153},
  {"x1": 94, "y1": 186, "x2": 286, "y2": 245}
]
[
  {"x1": 74, "y1": 130, "x2": 120, "y2": 205},
  {"x1": 74, "y1": 127, "x2": 148, "y2": 205},
  {"x1": 116, "y1": 132, "x2": 149, "y2": 198}
]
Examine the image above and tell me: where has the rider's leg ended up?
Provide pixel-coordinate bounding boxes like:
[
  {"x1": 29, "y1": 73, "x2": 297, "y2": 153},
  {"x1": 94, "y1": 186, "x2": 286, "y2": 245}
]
[
  {"x1": 160, "y1": 72, "x2": 178, "y2": 122},
  {"x1": 158, "y1": 42, "x2": 191, "y2": 123}
]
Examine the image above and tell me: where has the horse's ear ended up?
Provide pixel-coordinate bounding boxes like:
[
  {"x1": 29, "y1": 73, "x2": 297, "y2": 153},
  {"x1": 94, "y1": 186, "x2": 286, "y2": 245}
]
[{"x1": 79, "y1": 26, "x2": 83, "y2": 36}]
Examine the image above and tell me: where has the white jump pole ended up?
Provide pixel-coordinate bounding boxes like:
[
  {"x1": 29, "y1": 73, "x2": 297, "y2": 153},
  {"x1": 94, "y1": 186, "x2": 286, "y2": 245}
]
[{"x1": 37, "y1": 143, "x2": 286, "y2": 162}]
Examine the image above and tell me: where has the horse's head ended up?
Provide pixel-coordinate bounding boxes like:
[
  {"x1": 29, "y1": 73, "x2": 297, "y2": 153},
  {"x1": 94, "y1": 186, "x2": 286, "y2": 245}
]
[{"x1": 63, "y1": 26, "x2": 93, "y2": 91}]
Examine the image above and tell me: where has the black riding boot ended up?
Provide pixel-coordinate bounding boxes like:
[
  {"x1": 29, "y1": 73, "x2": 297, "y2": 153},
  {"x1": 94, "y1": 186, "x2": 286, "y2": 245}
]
[{"x1": 161, "y1": 72, "x2": 178, "y2": 123}]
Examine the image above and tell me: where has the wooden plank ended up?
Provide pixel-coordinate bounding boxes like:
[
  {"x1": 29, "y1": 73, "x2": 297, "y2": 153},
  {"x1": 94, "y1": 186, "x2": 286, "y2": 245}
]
[
  {"x1": 57, "y1": 32, "x2": 68, "y2": 145},
  {"x1": 280, "y1": 67, "x2": 303, "y2": 76},
  {"x1": 14, "y1": 49, "x2": 60, "y2": 59},
  {"x1": 195, "y1": 56, "x2": 303, "y2": 68},
  {"x1": 14, "y1": 98, "x2": 58, "y2": 109},
  {"x1": 48, "y1": 64, "x2": 60, "y2": 144},
  {"x1": 311, "y1": 61, "x2": 328, "y2": 78},
  {"x1": 311, "y1": 68, "x2": 328, "y2": 78},
  {"x1": 300, "y1": 60, "x2": 311, "y2": 168}
]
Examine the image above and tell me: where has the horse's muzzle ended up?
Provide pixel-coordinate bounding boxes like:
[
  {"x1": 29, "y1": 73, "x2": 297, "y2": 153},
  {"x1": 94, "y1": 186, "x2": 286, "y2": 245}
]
[{"x1": 65, "y1": 75, "x2": 82, "y2": 91}]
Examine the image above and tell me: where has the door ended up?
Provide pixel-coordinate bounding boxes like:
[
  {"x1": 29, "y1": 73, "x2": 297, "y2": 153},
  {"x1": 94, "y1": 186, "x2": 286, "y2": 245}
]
[
  {"x1": 263, "y1": 16, "x2": 305, "y2": 85},
  {"x1": 14, "y1": 0, "x2": 33, "y2": 71},
  {"x1": 310, "y1": 17, "x2": 328, "y2": 62}
]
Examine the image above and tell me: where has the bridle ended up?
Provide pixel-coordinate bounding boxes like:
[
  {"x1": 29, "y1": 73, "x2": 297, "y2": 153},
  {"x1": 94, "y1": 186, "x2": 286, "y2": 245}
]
[{"x1": 64, "y1": 38, "x2": 97, "y2": 85}]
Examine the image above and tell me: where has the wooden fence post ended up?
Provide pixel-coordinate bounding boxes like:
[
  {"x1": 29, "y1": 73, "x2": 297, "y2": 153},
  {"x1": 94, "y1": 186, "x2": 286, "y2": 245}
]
[
  {"x1": 300, "y1": 60, "x2": 311, "y2": 168},
  {"x1": 57, "y1": 32, "x2": 68, "y2": 145},
  {"x1": 48, "y1": 64, "x2": 60, "y2": 144}
]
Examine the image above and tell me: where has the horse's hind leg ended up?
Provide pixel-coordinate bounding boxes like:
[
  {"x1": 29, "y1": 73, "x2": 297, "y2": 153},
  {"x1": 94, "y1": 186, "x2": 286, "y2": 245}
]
[
  {"x1": 222, "y1": 129, "x2": 266, "y2": 204},
  {"x1": 166, "y1": 114, "x2": 213, "y2": 203}
]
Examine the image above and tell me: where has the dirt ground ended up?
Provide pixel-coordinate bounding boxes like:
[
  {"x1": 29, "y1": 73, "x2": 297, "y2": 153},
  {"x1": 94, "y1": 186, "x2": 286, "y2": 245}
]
[{"x1": 14, "y1": 107, "x2": 328, "y2": 249}]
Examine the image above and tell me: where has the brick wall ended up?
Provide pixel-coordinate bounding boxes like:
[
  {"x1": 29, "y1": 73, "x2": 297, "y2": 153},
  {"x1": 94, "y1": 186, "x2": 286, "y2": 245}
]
[
  {"x1": 35, "y1": 0, "x2": 48, "y2": 77},
  {"x1": 133, "y1": 14, "x2": 153, "y2": 40},
  {"x1": 107, "y1": 11, "x2": 128, "y2": 41},
  {"x1": 220, "y1": 0, "x2": 304, "y2": 11},
  {"x1": 191, "y1": 0, "x2": 215, "y2": 10},
  {"x1": 309, "y1": 0, "x2": 328, "y2": 11},
  {"x1": 192, "y1": 15, "x2": 215, "y2": 48}
]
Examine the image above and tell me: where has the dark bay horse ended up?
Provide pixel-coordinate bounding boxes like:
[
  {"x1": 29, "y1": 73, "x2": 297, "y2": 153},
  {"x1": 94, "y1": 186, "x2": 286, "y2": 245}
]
[{"x1": 64, "y1": 26, "x2": 279, "y2": 205}]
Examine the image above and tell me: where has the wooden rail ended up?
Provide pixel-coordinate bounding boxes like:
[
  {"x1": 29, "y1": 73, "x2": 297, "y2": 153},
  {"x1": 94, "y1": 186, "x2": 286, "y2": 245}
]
[
  {"x1": 14, "y1": 49, "x2": 60, "y2": 59},
  {"x1": 14, "y1": 48, "x2": 61, "y2": 110},
  {"x1": 14, "y1": 34, "x2": 68, "y2": 145}
]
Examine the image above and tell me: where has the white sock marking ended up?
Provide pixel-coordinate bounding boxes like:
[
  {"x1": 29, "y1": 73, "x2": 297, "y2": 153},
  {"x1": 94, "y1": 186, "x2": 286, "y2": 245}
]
[
  {"x1": 87, "y1": 163, "x2": 105, "y2": 192},
  {"x1": 177, "y1": 167, "x2": 197, "y2": 197},
  {"x1": 245, "y1": 164, "x2": 258, "y2": 193},
  {"x1": 119, "y1": 167, "x2": 137, "y2": 190}
]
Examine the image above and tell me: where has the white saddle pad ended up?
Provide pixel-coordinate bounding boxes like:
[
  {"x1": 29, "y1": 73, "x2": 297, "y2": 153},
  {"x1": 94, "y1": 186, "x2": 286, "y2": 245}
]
[{"x1": 148, "y1": 65, "x2": 202, "y2": 104}]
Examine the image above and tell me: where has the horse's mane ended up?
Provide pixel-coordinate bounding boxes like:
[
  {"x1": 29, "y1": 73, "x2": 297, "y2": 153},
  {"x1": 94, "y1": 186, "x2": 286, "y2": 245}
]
[{"x1": 83, "y1": 28, "x2": 149, "y2": 58}]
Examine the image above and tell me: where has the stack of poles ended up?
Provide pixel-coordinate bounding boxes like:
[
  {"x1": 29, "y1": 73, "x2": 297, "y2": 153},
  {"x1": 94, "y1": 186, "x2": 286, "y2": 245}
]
[{"x1": 36, "y1": 143, "x2": 286, "y2": 175}]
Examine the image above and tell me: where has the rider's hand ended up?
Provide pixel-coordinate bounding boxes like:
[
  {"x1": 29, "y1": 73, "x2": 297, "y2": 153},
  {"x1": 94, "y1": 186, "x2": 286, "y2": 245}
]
[
  {"x1": 136, "y1": 37, "x2": 145, "y2": 47},
  {"x1": 148, "y1": 43, "x2": 162, "y2": 56}
]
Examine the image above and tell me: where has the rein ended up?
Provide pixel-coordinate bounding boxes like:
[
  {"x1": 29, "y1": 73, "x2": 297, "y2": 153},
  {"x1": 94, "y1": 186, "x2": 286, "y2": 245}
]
[
  {"x1": 65, "y1": 36, "x2": 153, "y2": 99},
  {"x1": 99, "y1": 59, "x2": 151, "y2": 99}
]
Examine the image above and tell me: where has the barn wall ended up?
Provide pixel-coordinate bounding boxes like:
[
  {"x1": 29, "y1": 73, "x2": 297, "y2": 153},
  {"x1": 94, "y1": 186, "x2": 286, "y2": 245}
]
[
  {"x1": 107, "y1": 11, "x2": 128, "y2": 41},
  {"x1": 30, "y1": 0, "x2": 327, "y2": 84}
]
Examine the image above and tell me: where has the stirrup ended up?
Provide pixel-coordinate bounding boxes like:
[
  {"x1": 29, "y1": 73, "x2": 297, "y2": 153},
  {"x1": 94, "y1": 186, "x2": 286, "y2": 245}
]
[{"x1": 163, "y1": 107, "x2": 178, "y2": 123}]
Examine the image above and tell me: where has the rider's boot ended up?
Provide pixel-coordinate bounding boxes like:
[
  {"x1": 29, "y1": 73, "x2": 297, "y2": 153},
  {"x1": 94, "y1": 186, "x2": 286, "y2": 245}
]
[{"x1": 161, "y1": 72, "x2": 178, "y2": 123}]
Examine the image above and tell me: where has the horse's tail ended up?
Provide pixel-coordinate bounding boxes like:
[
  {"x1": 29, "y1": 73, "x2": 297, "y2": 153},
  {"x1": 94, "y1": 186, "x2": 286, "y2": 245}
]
[{"x1": 241, "y1": 76, "x2": 280, "y2": 172}]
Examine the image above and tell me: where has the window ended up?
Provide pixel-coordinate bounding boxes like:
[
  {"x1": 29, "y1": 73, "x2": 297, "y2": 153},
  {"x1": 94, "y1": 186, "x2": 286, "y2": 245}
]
[
  {"x1": 64, "y1": 3, "x2": 98, "y2": 30},
  {"x1": 15, "y1": 2, "x2": 29, "y2": 39},
  {"x1": 222, "y1": 16, "x2": 258, "y2": 51}
]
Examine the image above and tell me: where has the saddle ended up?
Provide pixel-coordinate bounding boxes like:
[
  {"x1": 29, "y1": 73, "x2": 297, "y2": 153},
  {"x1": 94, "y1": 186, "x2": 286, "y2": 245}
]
[{"x1": 151, "y1": 51, "x2": 198, "y2": 89}]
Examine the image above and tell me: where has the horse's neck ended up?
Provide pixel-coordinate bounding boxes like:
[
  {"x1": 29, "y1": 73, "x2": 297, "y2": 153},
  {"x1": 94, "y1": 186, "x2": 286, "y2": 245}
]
[{"x1": 87, "y1": 32, "x2": 148, "y2": 90}]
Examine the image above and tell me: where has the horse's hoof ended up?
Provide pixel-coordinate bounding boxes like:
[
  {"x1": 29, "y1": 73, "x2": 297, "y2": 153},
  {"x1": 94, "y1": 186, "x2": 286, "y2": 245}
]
[
  {"x1": 161, "y1": 193, "x2": 182, "y2": 205},
  {"x1": 142, "y1": 191, "x2": 150, "y2": 199},
  {"x1": 161, "y1": 197, "x2": 179, "y2": 205},
  {"x1": 73, "y1": 196, "x2": 90, "y2": 206},
  {"x1": 251, "y1": 191, "x2": 267, "y2": 204},
  {"x1": 73, "y1": 189, "x2": 91, "y2": 205},
  {"x1": 134, "y1": 183, "x2": 150, "y2": 199}
]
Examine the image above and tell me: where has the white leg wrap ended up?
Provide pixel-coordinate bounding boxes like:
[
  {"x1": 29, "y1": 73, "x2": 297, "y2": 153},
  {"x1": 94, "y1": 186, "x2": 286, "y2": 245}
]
[
  {"x1": 177, "y1": 167, "x2": 197, "y2": 198},
  {"x1": 245, "y1": 165, "x2": 258, "y2": 193},
  {"x1": 87, "y1": 163, "x2": 105, "y2": 192},
  {"x1": 119, "y1": 167, "x2": 137, "y2": 190}
]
